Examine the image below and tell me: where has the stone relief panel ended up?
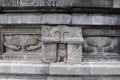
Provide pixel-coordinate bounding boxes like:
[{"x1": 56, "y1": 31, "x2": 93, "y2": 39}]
[
  {"x1": 42, "y1": 26, "x2": 83, "y2": 63},
  {"x1": 2, "y1": 34, "x2": 43, "y2": 61},
  {"x1": 3, "y1": 34, "x2": 42, "y2": 54},
  {"x1": 83, "y1": 28, "x2": 120, "y2": 62},
  {"x1": 41, "y1": 26, "x2": 83, "y2": 44},
  {"x1": 83, "y1": 37, "x2": 118, "y2": 55}
]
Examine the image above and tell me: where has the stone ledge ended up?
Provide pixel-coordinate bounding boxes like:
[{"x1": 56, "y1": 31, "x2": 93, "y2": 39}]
[
  {"x1": 49, "y1": 63, "x2": 120, "y2": 75},
  {"x1": 0, "y1": 62, "x2": 120, "y2": 75},
  {"x1": 0, "y1": 62, "x2": 49, "y2": 75},
  {"x1": 0, "y1": 13, "x2": 120, "y2": 26}
]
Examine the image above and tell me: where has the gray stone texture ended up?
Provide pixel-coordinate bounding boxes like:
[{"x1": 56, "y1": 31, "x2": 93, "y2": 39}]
[
  {"x1": 0, "y1": 63, "x2": 49, "y2": 75},
  {"x1": 67, "y1": 44, "x2": 82, "y2": 63},
  {"x1": 42, "y1": 14, "x2": 71, "y2": 24},
  {"x1": 49, "y1": 63, "x2": 120, "y2": 75},
  {"x1": 0, "y1": 0, "x2": 120, "y2": 80},
  {"x1": 41, "y1": 26, "x2": 83, "y2": 44},
  {"x1": 0, "y1": 0, "x2": 115, "y2": 8},
  {"x1": 0, "y1": 14, "x2": 120, "y2": 25}
]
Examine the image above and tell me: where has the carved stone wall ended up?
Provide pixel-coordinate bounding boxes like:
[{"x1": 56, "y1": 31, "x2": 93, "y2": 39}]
[{"x1": 0, "y1": 0, "x2": 120, "y2": 80}]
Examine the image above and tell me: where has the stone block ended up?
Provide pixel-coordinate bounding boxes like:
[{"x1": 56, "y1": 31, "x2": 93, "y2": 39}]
[
  {"x1": 0, "y1": 75, "x2": 47, "y2": 80},
  {"x1": 72, "y1": 14, "x2": 92, "y2": 25},
  {"x1": 47, "y1": 76, "x2": 81, "y2": 80},
  {"x1": 55, "y1": 0, "x2": 74, "y2": 6},
  {"x1": 19, "y1": 0, "x2": 44, "y2": 7},
  {"x1": 49, "y1": 64, "x2": 91, "y2": 75},
  {"x1": 0, "y1": 63, "x2": 49, "y2": 75},
  {"x1": 0, "y1": 14, "x2": 42, "y2": 24},
  {"x1": 92, "y1": 15, "x2": 104, "y2": 25},
  {"x1": 41, "y1": 26, "x2": 83, "y2": 44},
  {"x1": 42, "y1": 43, "x2": 57, "y2": 63},
  {"x1": 115, "y1": 15, "x2": 120, "y2": 25},
  {"x1": 103, "y1": 15, "x2": 117, "y2": 25},
  {"x1": 113, "y1": 0, "x2": 120, "y2": 8},
  {"x1": 83, "y1": 29, "x2": 120, "y2": 36},
  {"x1": 73, "y1": 0, "x2": 113, "y2": 8},
  {"x1": 42, "y1": 14, "x2": 71, "y2": 24},
  {"x1": 67, "y1": 44, "x2": 82, "y2": 64},
  {"x1": 91, "y1": 64, "x2": 120, "y2": 75}
]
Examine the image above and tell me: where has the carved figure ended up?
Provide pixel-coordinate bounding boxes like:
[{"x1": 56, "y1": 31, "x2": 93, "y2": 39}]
[{"x1": 57, "y1": 44, "x2": 67, "y2": 62}]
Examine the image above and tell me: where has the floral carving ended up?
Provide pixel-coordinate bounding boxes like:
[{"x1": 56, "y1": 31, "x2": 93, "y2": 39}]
[
  {"x1": 83, "y1": 37, "x2": 118, "y2": 55},
  {"x1": 4, "y1": 35, "x2": 42, "y2": 54}
]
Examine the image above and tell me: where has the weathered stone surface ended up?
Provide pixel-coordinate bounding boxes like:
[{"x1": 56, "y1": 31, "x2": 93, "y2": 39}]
[
  {"x1": 92, "y1": 15, "x2": 104, "y2": 25},
  {"x1": 115, "y1": 16, "x2": 120, "y2": 25},
  {"x1": 0, "y1": 0, "x2": 120, "y2": 79},
  {"x1": 47, "y1": 76, "x2": 80, "y2": 80},
  {"x1": 49, "y1": 63, "x2": 120, "y2": 75},
  {"x1": 41, "y1": 26, "x2": 83, "y2": 44},
  {"x1": 83, "y1": 29, "x2": 120, "y2": 36},
  {"x1": 49, "y1": 63, "x2": 91, "y2": 75},
  {"x1": 103, "y1": 15, "x2": 117, "y2": 25},
  {"x1": 91, "y1": 64, "x2": 120, "y2": 75},
  {"x1": 0, "y1": 75, "x2": 47, "y2": 80},
  {"x1": 67, "y1": 44, "x2": 82, "y2": 64},
  {"x1": 73, "y1": 0, "x2": 113, "y2": 8},
  {"x1": 19, "y1": 0, "x2": 44, "y2": 7},
  {"x1": 82, "y1": 76, "x2": 120, "y2": 80},
  {"x1": 72, "y1": 14, "x2": 92, "y2": 25},
  {"x1": 72, "y1": 14, "x2": 120, "y2": 25},
  {"x1": 0, "y1": 0, "x2": 115, "y2": 8},
  {"x1": 0, "y1": 13, "x2": 42, "y2": 24},
  {"x1": 113, "y1": 0, "x2": 120, "y2": 8},
  {"x1": 42, "y1": 43, "x2": 57, "y2": 63},
  {"x1": 48, "y1": 76, "x2": 120, "y2": 80},
  {"x1": 0, "y1": 63, "x2": 49, "y2": 75},
  {"x1": 0, "y1": 14, "x2": 120, "y2": 25},
  {"x1": 42, "y1": 14, "x2": 71, "y2": 24}
]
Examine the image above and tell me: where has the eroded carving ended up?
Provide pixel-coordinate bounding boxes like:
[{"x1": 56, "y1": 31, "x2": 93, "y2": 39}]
[
  {"x1": 83, "y1": 37, "x2": 118, "y2": 55},
  {"x1": 4, "y1": 34, "x2": 42, "y2": 54},
  {"x1": 20, "y1": 0, "x2": 38, "y2": 6},
  {"x1": 47, "y1": 0, "x2": 56, "y2": 6},
  {"x1": 57, "y1": 43, "x2": 67, "y2": 62},
  {"x1": 42, "y1": 26, "x2": 83, "y2": 63},
  {"x1": 42, "y1": 26, "x2": 83, "y2": 44}
]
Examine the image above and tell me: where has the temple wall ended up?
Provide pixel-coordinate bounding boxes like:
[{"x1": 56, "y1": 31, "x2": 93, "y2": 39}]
[{"x1": 0, "y1": 0, "x2": 120, "y2": 80}]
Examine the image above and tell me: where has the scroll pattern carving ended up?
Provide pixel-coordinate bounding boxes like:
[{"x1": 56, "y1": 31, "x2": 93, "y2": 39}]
[
  {"x1": 4, "y1": 34, "x2": 42, "y2": 54},
  {"x1": 83, "y1": 37, "x2": 118, "y2": 55},
  {"x1": 42, "y1": 26, "x2": 83, "y2": 44}
]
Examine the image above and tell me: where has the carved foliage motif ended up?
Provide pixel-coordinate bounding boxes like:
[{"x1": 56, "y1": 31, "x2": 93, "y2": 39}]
[
  {"x1": 41, "y1": 26, "x2": 83, "y2": 44},
  {"x1": 83, "y1": 37, "x2": 118, "y2": 55},
  {"x1": 4, "y1": 34, "x2": 42, "y2": 54},
  {"x1": 42, "y1": 26, "x2": 83, "y2": 63}
]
